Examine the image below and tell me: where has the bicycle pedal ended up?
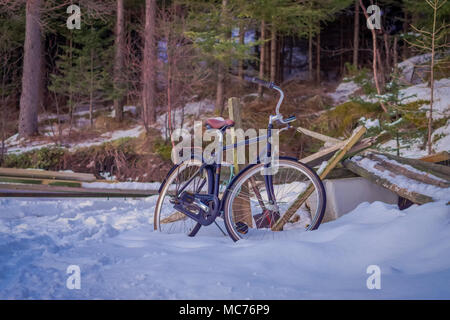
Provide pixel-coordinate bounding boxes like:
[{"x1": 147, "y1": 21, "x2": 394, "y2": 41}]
[{"x1": 235, "y1": 222, "x2": 249, "y2": 234}]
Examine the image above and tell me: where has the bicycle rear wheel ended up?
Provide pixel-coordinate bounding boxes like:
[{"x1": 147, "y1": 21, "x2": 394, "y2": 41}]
[
  {"x1": 154, "y1": 159, "x2": 214, "y2": 236},
  {"x1": 223, "y1": 158, "x2": 326, "y2": 241}
]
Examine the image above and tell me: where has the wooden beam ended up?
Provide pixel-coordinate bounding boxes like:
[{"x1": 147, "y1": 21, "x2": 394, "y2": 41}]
[
  {"x1": 325, "y1": 167, "x2": 359, "y2": 180},
  {"x1": 376, "y1": 152, "x2": 450, "y2": 182},
  {"x1": 343, "y1": 159, "x2": 434, "y2": 205},
  {"x1": 366, "y1": 153, "x2": 449, "y2": 188},
  {"x1": 419, "y1": 151, "x2": 450, "y2": 163},
  {"x1": 296, "y1": 126, "x2": 343, "y2": 144},
  {"x1": 0, "y1": 168, "x2": 96, "y2": 182},
  {"x1": 272, "y1": 126, "x2": 367, "y2": 231},
  {"x1": 300, "y1": 131, "x2": 390, "y2": 168},
  {"x1": 0, "y1": 183, "x2": 158, "y2": 198},
  {"x1": 300, "y1": 143, "x2": 345, "y2": 167},
  {"x1": 0, "y1": 176, "x2": 83, "y2": 188}
]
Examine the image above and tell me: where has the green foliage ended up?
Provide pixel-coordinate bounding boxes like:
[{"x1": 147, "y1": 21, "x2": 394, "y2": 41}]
[
  {"x1": 184, "y1": 0, "x2": 257, "y2": 67},
  {"x1": 2, "y1": 147, "x2": 66, "y2": 170},
  {"x1": 153, "y1": 138, "x2": 173, "y2": 161},
  {"x1": 431, "y1": 55, "x2": 450, "y2": 81},
  {"x1": 317, "y1": 100, "x2": 383, "y2": 137},
  {"x1": 3, "y1": 152, "x2": 33, "y2": 169},
  {"x1": 34, "y1": 147, "x2": 66, "y2": 170},
  {"x1": 48, "y1": 19, "x2": 114, "y2": 113},
  {"x1": 375, "y1": 74, "x2": 431, "y2": 155}
]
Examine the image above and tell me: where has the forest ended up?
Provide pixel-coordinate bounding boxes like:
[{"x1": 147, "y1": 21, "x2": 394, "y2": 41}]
[
  {"x1": 0, "y1": 0, "x2": 450, "y2": 301},
  {"x1": 0, "y1": 0, "x2": 449, "y2": 182}
]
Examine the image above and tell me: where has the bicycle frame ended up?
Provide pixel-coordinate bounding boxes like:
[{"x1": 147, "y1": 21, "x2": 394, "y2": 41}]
[{"x1": 170, "y1": 82, "x2": 293, "y2": 226}]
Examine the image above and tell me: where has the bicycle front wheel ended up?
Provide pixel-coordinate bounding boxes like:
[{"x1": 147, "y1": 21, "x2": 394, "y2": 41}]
[{"x1": 223, "y1": 158, "x2": 326, "y2": 241}]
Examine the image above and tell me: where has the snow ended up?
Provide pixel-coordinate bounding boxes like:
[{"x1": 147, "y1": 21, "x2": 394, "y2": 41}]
[
  {"x1": 397, "y1": 53, "x2": 432, "y2": 84},
  {"x1": 328, "y1": 81, "x2": 360, "y2": 105},
  {"x1": 349, "y1": 155, "x2": 450, "y2": 202},
  {"x1": 156, "y1": 99, "x2": 215, "y2": 138},
  {"x1": 359, "y1": 117, "x2": 380, "y2": 129},
  {"x1": 400, "y1": 78, "x2": 450, "y2": 120},
  {"x1": 433, "y1": 119, "x2": 450, "y2": 153},
  {"x1": 68, "y1": 125, "x2": 145, "y2": 151},
  {"x1": 380, "y1": 119, "x2": 450, "y2": 158},
  {"x1": 82, "y1": 181, "x2": 161, "y2": 191},
  {"x1": 0, "y1": 196, "x2": 449, "y2": 299},
  {"x1": 4, "y1": 125, "x2": 146, "y2": 155}
]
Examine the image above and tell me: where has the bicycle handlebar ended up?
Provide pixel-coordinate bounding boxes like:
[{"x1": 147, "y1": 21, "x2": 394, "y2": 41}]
[
  {"x1": 243, "y1": 76, "x2": 295, "y2": 125},
  {"x1": 243, "y1": 76, "x2": 275, "y2": 89}
]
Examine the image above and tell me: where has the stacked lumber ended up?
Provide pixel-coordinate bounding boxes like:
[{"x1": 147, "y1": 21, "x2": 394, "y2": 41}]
[
  {"x1": 343, "y1": 152, "x2": 450, "y2": 205},
  {"x1": 0, "y1": 168, "x2": 158, "y2": 198}
]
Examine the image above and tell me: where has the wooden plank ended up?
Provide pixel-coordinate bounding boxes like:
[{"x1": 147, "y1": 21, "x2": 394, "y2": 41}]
[
  {"x1": 271, "y1": 126, "x2": 367, "y2": 231},
  {"x1": 376, "y1": 152, "x2": 450, "y2": 181},
  {"x1": 300, "y1": 131, "x2": 390, "y2": 167},
  {"x1": 0, "y1": 183, "x2": 158, "y2": 198},
  {"x1": 299, "y1": 143, "x2": 344, "y2": 167},
  {"x1": 343, "y1": 159, "x2": 434, "y2": 205},
  {"x1": 0, "y1": 176, "x2": 83, "y2": 188},
  {"x1": 419, "y1": 151, "x2": 450, "y2": 163},
  {"x1": 0, "y1": 167, "x2": 96, "y2": 182},
  {"x1": 366, "y1": 153, "x2": 449, "y2": 188},
  {"x1": 296, "y1": 126, "x2": 342, "y2": 144},
  {"x1": 325, "y1": 167, "x2": 359, "y2": 180}
]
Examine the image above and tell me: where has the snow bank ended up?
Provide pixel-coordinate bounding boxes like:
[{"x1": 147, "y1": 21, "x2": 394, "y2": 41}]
[
  {"x1": 397, "y1": 53, "x2": 432, "y2": 84},
  {"x1": 400, "y1": 78, "x2": 450, "y2": 120},
  {"x1": 82, "y1": 181, "x2": 161, "y2": 191},
  {"x1": 4, "y1": 125, "x2": 146, "y2": 155},
  {"x1": 0, "y1": 197, "x2": 449, "y2": 299}
]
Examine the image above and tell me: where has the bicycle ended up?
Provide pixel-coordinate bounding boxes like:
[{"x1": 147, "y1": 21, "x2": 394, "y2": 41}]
[{"x1": 154, "y1": 76, "x2": 326, "y2": 241}]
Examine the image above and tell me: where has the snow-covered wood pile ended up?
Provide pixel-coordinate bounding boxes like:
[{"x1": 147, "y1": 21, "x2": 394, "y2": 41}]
[{"x1": 344, "y1": 152, "x2": 450, "y2": 205}]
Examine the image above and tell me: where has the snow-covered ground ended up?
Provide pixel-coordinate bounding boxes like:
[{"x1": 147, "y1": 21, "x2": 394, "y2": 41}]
[{"x1": 0, "y1": 197, "x2": 449, "y2": 299}]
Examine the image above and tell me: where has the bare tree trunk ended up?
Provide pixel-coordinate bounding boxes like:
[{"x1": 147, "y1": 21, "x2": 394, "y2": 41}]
[
  {"x1": 114, "y1": 0, "x2": 126, "y2": 122},
  {"x1": 142, "y1": 0, "x2": 157, "y2": 130},
  {"x1": 19, "y1": 0, "x2": 42, "y2": 138},
  {"x1": 393, "y1": 35, "x2": 398, "y2": 73},
  {"x1": 258, "y1": 20, "x2": 265, "y2": 98},
  {"x1": 288, "y1": 36, "x2": 294, "y2": 76},
  {"x1": 353, "y1": 0, "x2": 360, "y2": 67},
  {"x1": 278, "y1": 36, "x2": 284, "y2": 83},
  {"x1": 359, "y1": 0, "x2": 388, "y2": 113},
  {"x1": 308, "y1": 28, "x2": 313, "y2": 81},
  {"x1": 270, "y1": 27, "x2": 277, "y2": 83},
  {"x1": 340, "y1": 16, "x2": 344, "y2": 74},
  {"x1": 316, "y1": 30, "x2": 321, "y2": 85},
  {"x1": 90, "y1": 48, "x2": 94, "y2": 128},
  {"x1": 238, "y1": 22, "x2": 245, "y2": 80},
  {"x1": 383, "y1": 32, "x2": 391, "y2": 73},
  {"x1": 427, "y1": 1, "x2": 438, "y2": 155},
  {"x1": 216, "y1": 0, "x2": 228, "y2": 113}
]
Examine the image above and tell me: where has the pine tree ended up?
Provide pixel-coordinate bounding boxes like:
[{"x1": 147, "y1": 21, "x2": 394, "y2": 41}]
[
  {"x1": 403, "y1": 0, "x2": 449, "y2": 154},
  {"x1": 49, "y1": 21, "x2": 114, "y2": 131}
]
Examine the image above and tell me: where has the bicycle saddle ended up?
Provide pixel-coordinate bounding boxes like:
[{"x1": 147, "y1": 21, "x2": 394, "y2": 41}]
[{"x1": 205, "y1": 117, "x2": 235, "y2": 129}]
